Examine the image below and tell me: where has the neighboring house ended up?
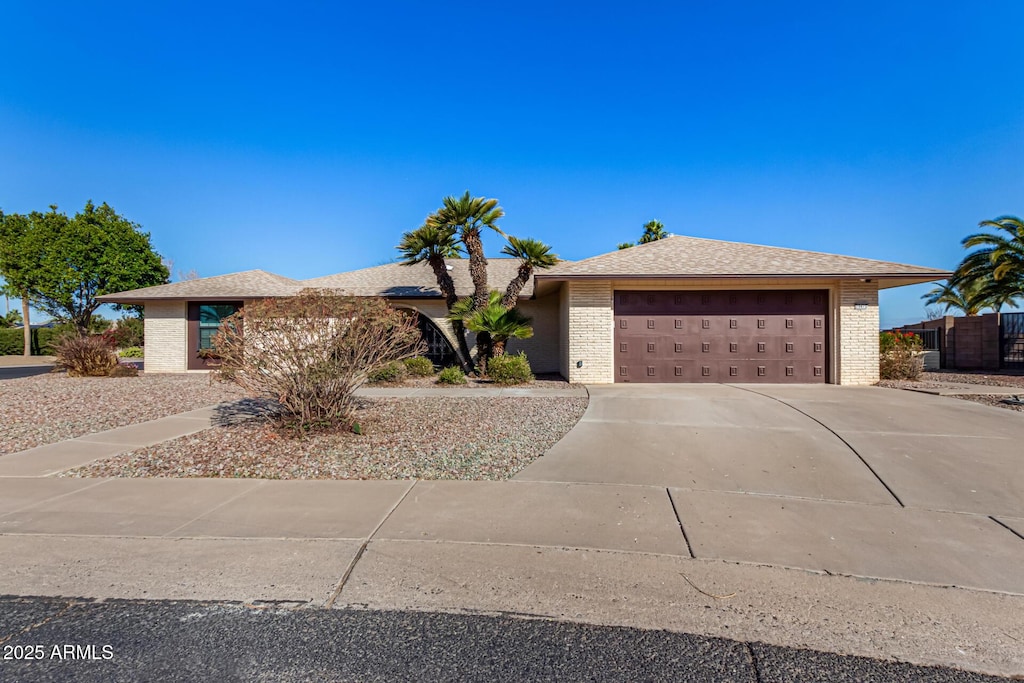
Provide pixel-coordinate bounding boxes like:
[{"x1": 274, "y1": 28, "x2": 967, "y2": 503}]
[{"x1": 98, "y1": 236, "x2": 950, "y2": 385}]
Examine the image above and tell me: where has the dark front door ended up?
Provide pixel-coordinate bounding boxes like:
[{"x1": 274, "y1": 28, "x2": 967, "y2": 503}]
[{"x1": 613, "y1": 290, "x2": 828, "y2": 383}]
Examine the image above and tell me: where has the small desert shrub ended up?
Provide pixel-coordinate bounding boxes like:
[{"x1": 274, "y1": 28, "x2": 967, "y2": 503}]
[
  {"x1": 486, "y1": 352, "x2": 534, "y2": 385},
  {"x1": 403, "y1": 356, "x2": 435, "y2": 376},
  {"x1": 119, "y1": 346, "x2": 144, "y2": 358},
  {"x1": 212, "y1": 290, "x2": 422, "y2": 431},
  {"x1": 879, "y1": 331, "x2": 924, "y2": 380},
  {"x1": 109, "y1": 363, "x2": 140, "y2": 377},
  {"x1": 368, "y1": 360, "x2": 408, "y2": 383},
  {"x1": 437, "y1": 365, "x2": 467, "y2": 385},
  {"x1": 54, "y1": 334, "x2": 119, "y2": 377}
]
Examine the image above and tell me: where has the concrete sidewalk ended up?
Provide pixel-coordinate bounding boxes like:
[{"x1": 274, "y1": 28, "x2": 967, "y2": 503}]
[{"x1": 0, "y1": 477, "x2": 1022, "y2": 675}]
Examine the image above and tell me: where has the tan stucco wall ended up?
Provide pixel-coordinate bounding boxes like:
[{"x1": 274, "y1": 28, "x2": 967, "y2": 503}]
[
  {"x1": 399, "y1": 296, "x2": 561, "y2": 374},
  {"x1": 509, "y1": 295, "x2": 560, "y2": 373},
  {"x1": 835, "y1": 280, "x2": 880, "y2": 385},
  {"x1": 143, "y1": 301, "x2": 187, "y2": 373}
]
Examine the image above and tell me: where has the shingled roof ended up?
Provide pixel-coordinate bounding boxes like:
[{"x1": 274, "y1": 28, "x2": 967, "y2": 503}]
[
  {"x1": 538, "y1": 235, "x2": 950, "y2": 286},
  {"x1": 98, "y1": 270, "x2": 302, "y2": 302},
  {"x1": 302, "y1": 258, "x2": 556, "y2": 299}
]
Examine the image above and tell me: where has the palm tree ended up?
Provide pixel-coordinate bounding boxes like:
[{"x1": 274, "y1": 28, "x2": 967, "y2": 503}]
[
  {"x1": 397, "y1": 223, "x2": 462, "y2": 308},
  {"x1": 618, "y1": 219, "x2": 670, "y2": 249},
  {"x1": 638, "y1": 219, "x2": 668, "y2": 244},
  {"x1": 396, "y1": 223, "x2": 474, "y2": 370},
  {"x1": 500, "y1": 237, "x2": 559, "y2": 309},
  {"x1": 454, "y1": 291, "x2": 533, "y2": 363},
  {"x1": 948, "y1": 216, "x2": 1024, "y2": 313},
  {"x1": 431, "y1": 191, "x2": 505, "y2": 311},
  {"x1": 922, "y1": 279, "x2": 988, "y2": 316}
]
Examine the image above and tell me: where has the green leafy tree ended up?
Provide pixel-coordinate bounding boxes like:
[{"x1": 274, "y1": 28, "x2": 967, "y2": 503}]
[
  {"x1": 618, "y1": 219, "x2": 670, "y2": 249},
  {"x1": 13, "y1": 202, "x2": 169, "y2": 335},
  {"x1": 0, "y1": 211, "x2": 34, "y2": 355}
]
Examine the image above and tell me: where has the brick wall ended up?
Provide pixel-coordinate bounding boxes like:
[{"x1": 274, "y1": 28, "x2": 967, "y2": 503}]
[
  {"x1": 836, "y1": 281, "x2": 879, "y2": 385},
  {"x1": 949, "y1": 313, "x2": 1001, "y2": 370},
  {"x1": 566, "y1": 281, "x2": 614, "y2": 383},
  {"x1": 143, "y1": 301, "x2": 187, "y2": 373}
]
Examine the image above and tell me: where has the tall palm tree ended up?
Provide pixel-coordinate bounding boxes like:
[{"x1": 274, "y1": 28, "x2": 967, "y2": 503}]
[
  {"x1": 455, "y1": 290, "x2": 534, "y2": 361},
  {"x1": 397, "y1": 223, "x2": 462, "y2": 308},
  {"x1": 618, "y1": 219, "x2": 670, "y2": 249},
  {"x1": 500, "y1": 237, "x2": 559, "y2": 309},
  {"x1": 950, "y1": 215, "x2": 1024, "y2": 313},
  {"x1": 962, "y1": 215, "x2": 1024, "y2": 283},
  {"x1": 431, "y1": 191, "x2": 505, "y2": 310},
  {"x1": 922, "y1": 279, "x2": 988, "y2": 316},
  {"x1": 638, "y1": 219, "x2": 668, "y2": 244},
  {"x1": 396, "y1": 223, "x2": 473, "y2": 370}
]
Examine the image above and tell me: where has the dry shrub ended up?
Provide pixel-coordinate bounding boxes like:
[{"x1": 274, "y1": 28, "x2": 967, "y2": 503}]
[
  {"x1": 212, "y1": 290, "x2": 423, "y2": 430},
  {"x1": 879, "y1": 331, "x2": 924, "y2": 380},
  {"x1": 54, "y1": 334, "x2": 119, "y2": 377},
  {"x1": 109, "y1": 363, "x2": 140, "y2": 377}
]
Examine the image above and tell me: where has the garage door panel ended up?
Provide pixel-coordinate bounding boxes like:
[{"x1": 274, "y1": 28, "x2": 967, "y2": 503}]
[{"x1": 614, "y1": 289, "x2": 828, "y2": 384}]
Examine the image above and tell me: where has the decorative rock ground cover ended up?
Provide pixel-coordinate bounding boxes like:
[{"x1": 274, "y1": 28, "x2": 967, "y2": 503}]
[
  {"x1": 877, "y1": 371, "x2": 1024, "y2": 413},
  {"x1": 66, "y1": 396, "x2": 589, "y2": 480},
  {"x1": 0, "y1": 373, "x2": 244, "y2": 454}
]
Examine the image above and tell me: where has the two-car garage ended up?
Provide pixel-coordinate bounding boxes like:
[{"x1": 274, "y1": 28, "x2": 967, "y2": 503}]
[{"x1": 613, "y1": 290, "x2": 828, "y2": 383}]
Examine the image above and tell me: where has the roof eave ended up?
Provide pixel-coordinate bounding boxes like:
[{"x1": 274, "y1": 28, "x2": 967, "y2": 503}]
[{"x1": 535, "y1": 272, "x2": 952, "y2": 282}]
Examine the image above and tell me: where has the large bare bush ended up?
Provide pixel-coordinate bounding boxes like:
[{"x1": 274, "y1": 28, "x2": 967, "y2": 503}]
[{"x1": 212, "y1": 290, "x2": 422, "y2": 430}]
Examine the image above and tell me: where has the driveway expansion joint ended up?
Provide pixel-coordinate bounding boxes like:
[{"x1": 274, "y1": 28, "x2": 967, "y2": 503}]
[
  {"x1": 666, "y1": 488, "x2": 695, "y2": 558},
  {"x1": 723, "y1": 384, "x2": 906, "y2": 507},
  {"x1": 989, "y1": 516, "x2": 1024, "y2": 543}
]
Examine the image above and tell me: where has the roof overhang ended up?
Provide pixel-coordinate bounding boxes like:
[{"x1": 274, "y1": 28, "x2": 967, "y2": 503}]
[{"x1": 533, "y1": 272, "x2": 952, "y2": 297}]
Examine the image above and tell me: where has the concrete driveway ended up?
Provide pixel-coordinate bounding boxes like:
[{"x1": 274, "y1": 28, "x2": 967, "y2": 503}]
[
  {"x1": 516, "y1": 384, "x2": 1024, "y2": 591},
  {"x1": 516, "y1": 384, "x2": 1024, "y2": 517}
]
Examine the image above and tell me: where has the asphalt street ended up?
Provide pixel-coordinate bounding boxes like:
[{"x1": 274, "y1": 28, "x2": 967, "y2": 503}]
[
  {"x1": 0, "y1": 365, "x2": 53, "y2": 380},
  {"x1": 0, "y1": 596, "x2": 1012, "y2": 682}
]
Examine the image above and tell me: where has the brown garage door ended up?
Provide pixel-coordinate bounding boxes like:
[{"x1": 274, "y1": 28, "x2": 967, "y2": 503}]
[{"x1": 614, "y1": 290, "x2": 828, "y2": 383}]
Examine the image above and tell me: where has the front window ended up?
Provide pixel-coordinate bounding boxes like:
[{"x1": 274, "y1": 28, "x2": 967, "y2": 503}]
[{"x1": 198, "y1": 303, "x2": 239, "y2": 351}]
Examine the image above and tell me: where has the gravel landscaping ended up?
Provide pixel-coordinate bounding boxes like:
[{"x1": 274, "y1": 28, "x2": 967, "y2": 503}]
[
  {"x1": 368, "y1": 373, "x2": 577, "y2": 389},
  {"x1": 884, "y1": 371, "x2": 1024, "y2": 389},
  {"x1": 65, "y1": 396, "x2": 590, "y2": 480},
  {"x1": 878, "y1": 371, "x2": 1024, "y2": 413},
  {"x1": 0, "y1": 372, "x2": 244, "y2": 454}
]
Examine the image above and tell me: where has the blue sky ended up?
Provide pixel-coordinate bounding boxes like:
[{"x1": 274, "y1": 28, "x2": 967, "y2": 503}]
[{"x1": 1, "y1": 1, "x2": 1022, "y2": 328}]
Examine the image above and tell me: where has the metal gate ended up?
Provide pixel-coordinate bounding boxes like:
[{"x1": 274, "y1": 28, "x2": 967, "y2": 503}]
[
  {"x1": 416, "y1": 312, "x2": 458, "y2": 368},
  {"x1": 1001, "y1": 312, "x2": 1024, "y2": 369}
]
